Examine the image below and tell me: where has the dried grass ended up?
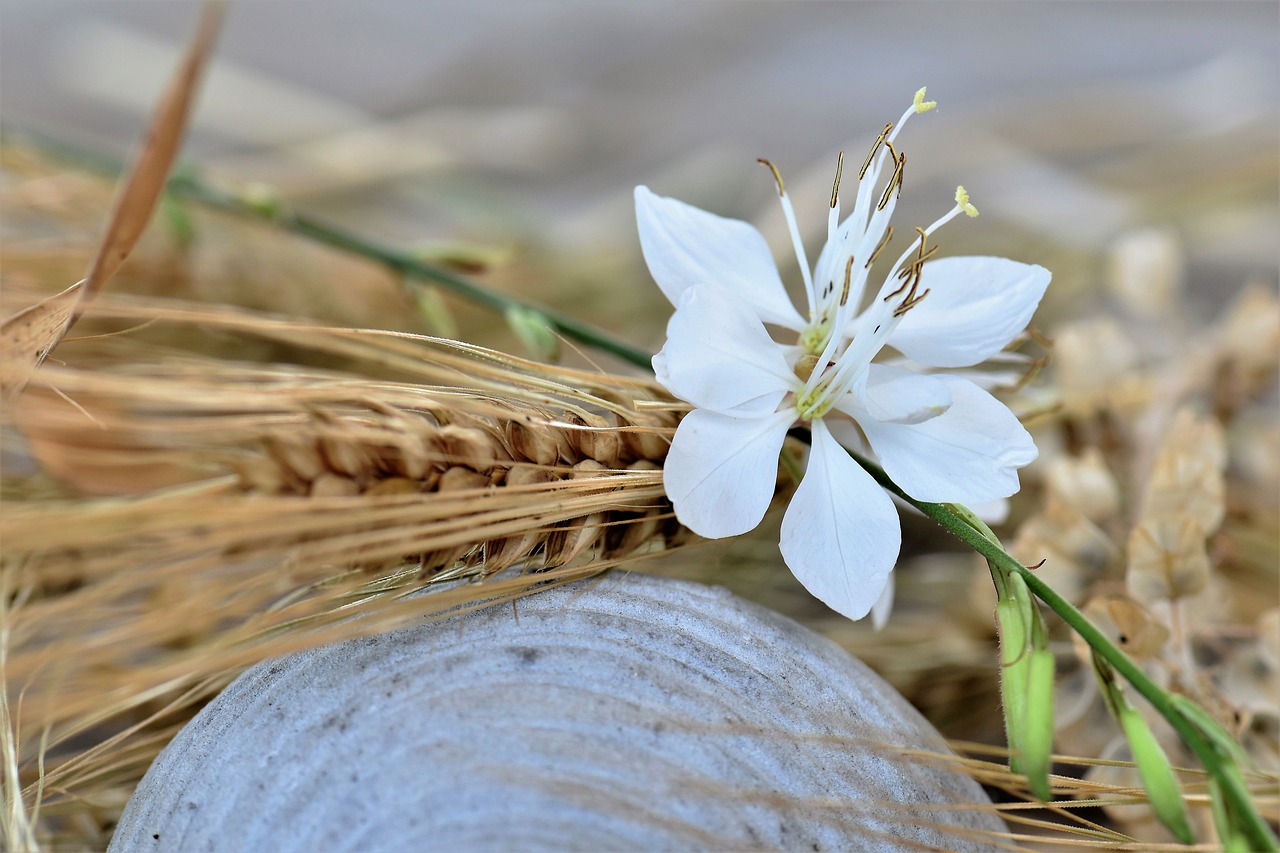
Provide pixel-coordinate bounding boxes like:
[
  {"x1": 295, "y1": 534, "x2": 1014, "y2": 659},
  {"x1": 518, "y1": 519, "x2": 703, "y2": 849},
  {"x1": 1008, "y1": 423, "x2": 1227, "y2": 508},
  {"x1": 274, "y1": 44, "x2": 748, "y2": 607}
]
[{"x1": 1, "y1": 292, "x2": 705, "y2": 842}]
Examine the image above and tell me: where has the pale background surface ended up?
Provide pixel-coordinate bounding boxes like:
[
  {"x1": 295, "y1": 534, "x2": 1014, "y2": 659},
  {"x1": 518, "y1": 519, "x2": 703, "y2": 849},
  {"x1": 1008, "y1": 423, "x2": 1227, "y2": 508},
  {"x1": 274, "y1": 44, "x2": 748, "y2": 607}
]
[{"x1": 2, "y1": 1, "x2": 1276, "y2": 323}]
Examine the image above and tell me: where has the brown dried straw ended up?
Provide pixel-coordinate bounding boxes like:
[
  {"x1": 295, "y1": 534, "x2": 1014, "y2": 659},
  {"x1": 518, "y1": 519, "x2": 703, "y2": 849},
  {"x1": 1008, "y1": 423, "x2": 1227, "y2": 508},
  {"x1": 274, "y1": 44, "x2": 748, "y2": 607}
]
[{"x1": 2, "y1": 294, "x2": 696, "y2": 841}]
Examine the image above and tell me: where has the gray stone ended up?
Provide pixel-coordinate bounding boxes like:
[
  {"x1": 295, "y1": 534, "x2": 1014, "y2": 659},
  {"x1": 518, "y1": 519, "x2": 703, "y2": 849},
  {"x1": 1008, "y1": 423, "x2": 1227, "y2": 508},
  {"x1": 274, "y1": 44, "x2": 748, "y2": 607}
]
[{"x1": 110, "y1": 573, "x2": 1004, "y2": 851}]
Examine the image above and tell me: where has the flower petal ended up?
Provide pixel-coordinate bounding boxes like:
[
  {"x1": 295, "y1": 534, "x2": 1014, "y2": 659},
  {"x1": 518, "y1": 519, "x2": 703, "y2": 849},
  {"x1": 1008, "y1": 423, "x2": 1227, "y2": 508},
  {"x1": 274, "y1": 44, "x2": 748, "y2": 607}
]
[
  {"x1": 779, "y1": 419, "x2": 899, "y2": 620},
  {"x1": 887, "y1": 256, "x2": 1051, "y2": 368},
  {"x1": 655, "y1": 285, "x2": 795, "y2": 415},
  {"x1": 852, "y1": 363, "x2": 952, "y2": 425},
  {"x1": 870, "y1": 574, "x2": 895, "y2": 631},
  {"x1": 858, "y1": 375, "x2": 1038, "y2": 504},
  {"x1": 664, "y1": 407, "x2": 794, "y2": 538},
  {"x1": 635, "y1": 186, "x2": 805, "y2": 330}
]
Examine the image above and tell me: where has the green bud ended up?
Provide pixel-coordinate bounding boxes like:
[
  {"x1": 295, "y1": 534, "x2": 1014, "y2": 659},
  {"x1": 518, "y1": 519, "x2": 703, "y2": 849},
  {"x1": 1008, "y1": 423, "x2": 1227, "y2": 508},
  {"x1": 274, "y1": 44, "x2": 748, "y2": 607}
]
[
  {"x1": 1022, "y1": 647, "x2": 1056, "y2": 801},
  {"x1": 996, "y1": 595, "x2": 1031, "y2": 775},
  {"x1": 505, "y1": 305, "x2": 560, "y2": 362},
  {"x1": 239, "y1": 182, "x2": 290, "y2": 222},
  {"x1": 1118, "y1": 701, "x2": 1194, "y2": 843},
  {"x1": 1094, "y1": 653, "x2": 1194, "y2": 844},
  {"x1": 413, "y1": 285, "x2": 459, "y2": 338},
  {"x1": 160, "y1": 195, "x2": 196, "y2": 250}
]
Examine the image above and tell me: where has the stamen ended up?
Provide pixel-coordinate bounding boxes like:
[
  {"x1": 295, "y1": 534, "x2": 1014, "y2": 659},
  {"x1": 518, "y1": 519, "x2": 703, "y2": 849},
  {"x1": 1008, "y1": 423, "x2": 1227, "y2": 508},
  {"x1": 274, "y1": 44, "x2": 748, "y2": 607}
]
[
  {"x1": 877, "y1": 151, "x2": 906, "y2": 211},
  {"x1": 884, "y1": 228, "x2": 930, "y2": 301},
  {"x1": 866, "y1": 225, "x2": 894, "y2": 269},
  {"x1": 827, "y1": 152, "x2": 844, "y2": 248},
  {"x1": 839, "y1": 256, "x2": 855, "y2": 307},
  {"x1": 892, "y1": 288, "x2": 930, "y2": 317},
  {"x1": 829, "y1": 151, "x2": 845, "y2": 209},
  {"x1": 758, "y1": 158, "x2": 815, "y2": 302},
  {"x1": 858, "y1": 123, "x2": 892, "y2": 180},
  {"x1": 758, "y1": 158, "x2": 786, "y2": 196}
]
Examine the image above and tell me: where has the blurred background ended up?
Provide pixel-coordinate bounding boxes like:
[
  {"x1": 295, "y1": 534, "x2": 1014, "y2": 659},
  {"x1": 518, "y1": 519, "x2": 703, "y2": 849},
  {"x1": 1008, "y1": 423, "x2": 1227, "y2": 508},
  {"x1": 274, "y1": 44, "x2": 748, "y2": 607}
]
[
  {"x1": 2, "y1": 6, "x2": 1278, "y2": 843},
  {"x1": 2, "y1": 1, "x2": 1276, "y2": 347},
  {"x1": 3, "y1": 0, "x2": 1278, "y2": 715}
]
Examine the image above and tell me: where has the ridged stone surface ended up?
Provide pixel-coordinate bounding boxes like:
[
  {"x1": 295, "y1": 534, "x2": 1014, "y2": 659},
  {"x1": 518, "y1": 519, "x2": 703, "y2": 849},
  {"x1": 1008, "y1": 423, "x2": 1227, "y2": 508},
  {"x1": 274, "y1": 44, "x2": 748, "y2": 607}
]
[{"x1": 110, "y1": 573, "x2": 1005, "y2": 851}]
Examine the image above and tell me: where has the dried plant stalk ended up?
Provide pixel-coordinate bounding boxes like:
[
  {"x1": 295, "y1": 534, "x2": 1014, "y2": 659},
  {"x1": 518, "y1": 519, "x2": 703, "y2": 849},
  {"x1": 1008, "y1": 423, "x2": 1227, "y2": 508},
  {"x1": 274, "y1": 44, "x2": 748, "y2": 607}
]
[{"x1": 1, "y1": 296, "x2": 690, "y2": 834}]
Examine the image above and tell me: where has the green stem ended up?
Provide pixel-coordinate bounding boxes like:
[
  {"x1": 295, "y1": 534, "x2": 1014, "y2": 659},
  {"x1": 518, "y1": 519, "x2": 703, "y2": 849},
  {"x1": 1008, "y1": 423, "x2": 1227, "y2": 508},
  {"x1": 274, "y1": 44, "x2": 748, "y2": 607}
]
[
  {"x1": 852, "y1": 451, "x2": 1276, "y2": 851},
  {"x1": 0, "y1": 130, "x2": 653, "y2": 371},
  {"x1": 164, "y1": 174, "x2": 655, "y2": 371}
]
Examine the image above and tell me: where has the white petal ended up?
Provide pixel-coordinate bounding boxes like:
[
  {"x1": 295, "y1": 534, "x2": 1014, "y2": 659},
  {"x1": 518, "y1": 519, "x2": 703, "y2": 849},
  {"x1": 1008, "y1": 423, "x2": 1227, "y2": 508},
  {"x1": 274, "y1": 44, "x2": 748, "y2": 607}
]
[
  {"x1": 870, "y1": 573, "x2": 895, "y2": 631},
  {"x1": 858, "y1": 376, "x2": 1038, "y2": 504},
  {"x1": 664, "y1": 408, "x2": 794, "y2": 538},
  {"x1": 635, "y1": 186, "x2": 805, "y2": 330},
  {"x1": 888, "y1": 256, "x2": 1051, "y2": 368},
  {"x1": 779, "y1": 419, "x2": 899, "y2": 621},
  {"x1": 655, "y1": 285, "x2": 795, "y2": 415},
  {"x1": 852, "y1": 363, "x2": 952, "y2": 425},
  {"x1": 968, "y1": 498, "x2": 1011, "y2": 525}
]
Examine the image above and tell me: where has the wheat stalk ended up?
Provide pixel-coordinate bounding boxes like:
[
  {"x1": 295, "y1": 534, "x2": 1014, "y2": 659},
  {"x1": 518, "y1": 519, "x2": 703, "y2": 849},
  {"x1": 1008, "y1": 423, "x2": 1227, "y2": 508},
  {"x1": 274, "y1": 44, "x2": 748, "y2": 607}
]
[{"x1": 1, "y1": 295, "x2": 700, "y2": 840}]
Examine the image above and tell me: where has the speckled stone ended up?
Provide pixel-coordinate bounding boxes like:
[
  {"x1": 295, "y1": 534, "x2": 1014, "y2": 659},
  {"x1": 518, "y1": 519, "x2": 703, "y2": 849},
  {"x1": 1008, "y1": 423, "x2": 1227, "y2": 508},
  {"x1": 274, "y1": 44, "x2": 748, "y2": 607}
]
[{"x1": 110, "y1": 573, "x2": 1004, "y2": 851}]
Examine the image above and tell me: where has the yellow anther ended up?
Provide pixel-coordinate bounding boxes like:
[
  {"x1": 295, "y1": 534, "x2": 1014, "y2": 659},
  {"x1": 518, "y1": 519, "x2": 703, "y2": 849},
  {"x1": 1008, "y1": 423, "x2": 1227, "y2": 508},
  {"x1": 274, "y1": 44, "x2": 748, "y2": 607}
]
[
  {"x1": 793, "y1": 353, "x2": 820, "y2": 383},
  {"x1": 859, "y1": 123, "x2": 893, "y2": 179},
  {"x1": 839, "y1": 256, "x2": 855, "y2": 306},
  {"x1": 955, "y1": 185, "x2": 979, "y2": 217},
  {"x1": 913, "y1": 87, "x2": 937, "y2": 114},
  {"x1": 830, "y1": 151, "x2": 845, "y2": 209},
  {"x1": 758, "y1": 158, "x2": 786, "y2": 196}
]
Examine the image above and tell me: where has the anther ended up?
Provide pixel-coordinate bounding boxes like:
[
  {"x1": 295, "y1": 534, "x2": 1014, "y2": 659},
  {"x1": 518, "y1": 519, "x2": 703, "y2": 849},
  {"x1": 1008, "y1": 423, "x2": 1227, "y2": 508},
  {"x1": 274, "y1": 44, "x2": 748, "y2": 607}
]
[
  {"x1": 892, "y1": 288, "x2": 930, "y2": 317},
  {"x1": 859, "y1": 123, "x2": 893, "y2": 179},
  {"x1": 758, "y1": 159, "x2": 786, "y2": 196},
  {"x1": 830, "y1": 151, "x2": 845, "y2": 209},
  {"x1": 955, "y1": 185, "x2": 979, "y2": 217},
  {"x1": 877, "y1": 151, "x2": 906, "y2": 211},
  {"x1": 866, "y1": 225, "x2": 893, "y2": 268},
  {"x1": 839, "y1": 256, "x2": 855, "y2": 307}
]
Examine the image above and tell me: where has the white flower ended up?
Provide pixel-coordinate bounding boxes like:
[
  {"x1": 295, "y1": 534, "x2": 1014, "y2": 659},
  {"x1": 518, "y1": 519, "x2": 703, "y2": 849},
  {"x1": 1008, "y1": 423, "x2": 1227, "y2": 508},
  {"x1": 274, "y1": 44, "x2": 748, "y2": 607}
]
[{"x1": 637, "y1": 89, "x2": 1050, "y2": 623}]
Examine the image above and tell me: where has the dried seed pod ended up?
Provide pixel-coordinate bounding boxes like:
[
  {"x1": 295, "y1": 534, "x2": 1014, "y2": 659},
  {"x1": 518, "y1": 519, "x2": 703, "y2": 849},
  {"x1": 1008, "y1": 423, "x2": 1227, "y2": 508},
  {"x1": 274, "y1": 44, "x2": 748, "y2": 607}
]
[
  {"x1": 111, "y1": 574, "x2": 1006, "y2": 852},
  {"x1": 503, "y1": 462, "x2": 559, "y2": 488},
  {"x1": 1127, "y1": 514, "x2": 1210, "y2": 602},
  {"x1": 264, "y1": 435, "x2": 326, "y2": 483},
  {"x1": 483, "y1": 532, "x2": 543, "y2": 573},
  {"x1": 605, "y1": 509, "x2": 662, "y2": 557},
  {"x1": 437, "y1": 425, "x2": 509, "y2": 473},
  {"x1": 544, "y1": 513, "x2": 603, "y2": 566},
  {"x1": 437, "y1": 466, "x2": 490, "y2": 492},
  {"x1": 388, "y1": 427, "x2": 434, "y2": 480},
  {"x1": 363, "y1": 477, "x2": 421, "y2": 497},
  {"x1": 618, "y1": 410, "x2": 673, "y2": 461},
  {"x1": 309, "y1": 472, "x2": 361, "y2": 498},
  {"x1": 319, "y1": 427, "x2": 377, "y2": 480},
  {"x1": 568, "y1": 413, "x2": 623, "y2": 465},
  {"x1": 504, "y1": 418, "x2": 570, "y2": 466},
  {"x1": 1142, "y1": 409, "x2": 1225, "y2": 534},
  {"x1": 1046, "y1": 448, "x2": 1120, "y2": 522},
  {"x1": 570, "y1": 459, "x2": 607, "y2": 478}
]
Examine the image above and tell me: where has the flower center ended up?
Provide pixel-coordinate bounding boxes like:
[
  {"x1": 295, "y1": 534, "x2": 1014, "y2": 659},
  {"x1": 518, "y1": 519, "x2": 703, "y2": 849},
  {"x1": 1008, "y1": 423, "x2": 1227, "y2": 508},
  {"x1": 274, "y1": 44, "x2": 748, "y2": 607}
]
[{"x1": 757, "y1": 88, "x2": 981, "y2": 427}]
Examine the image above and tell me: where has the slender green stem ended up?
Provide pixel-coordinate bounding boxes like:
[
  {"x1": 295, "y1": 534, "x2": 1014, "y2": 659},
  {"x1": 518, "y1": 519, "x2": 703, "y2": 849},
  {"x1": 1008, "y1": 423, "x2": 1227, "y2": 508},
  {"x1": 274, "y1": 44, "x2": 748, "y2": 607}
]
[
  {"x1": 0, "y1": 130, "x2": 653, "y2": 371},
  {"x1": 852, "y1": 451, "x2": 1276, "y2": 851},
  {"x1": 163, "y1": 174, "x2": 655, "y2": 371}
]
